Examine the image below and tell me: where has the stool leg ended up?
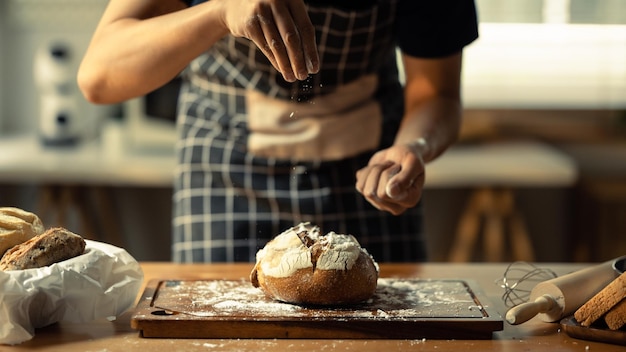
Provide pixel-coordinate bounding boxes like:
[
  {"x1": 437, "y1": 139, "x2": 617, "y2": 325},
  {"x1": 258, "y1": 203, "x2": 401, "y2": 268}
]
[
  {"x1": 499, "y1": 188, "x2": 535, "y2": 261},
  {"x1": 483, "y1": 188, "x2": 504, "y2": 262},
  {"x1": 510, "y1": 210, "x2": 535, "y2": 261},
  {"x1": 448, "y1": 189, "x2": 487, "y2": 262}
]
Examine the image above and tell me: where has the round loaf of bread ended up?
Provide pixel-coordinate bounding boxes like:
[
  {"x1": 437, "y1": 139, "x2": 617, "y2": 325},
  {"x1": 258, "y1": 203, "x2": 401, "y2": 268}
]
[
  {"x1": 0, "y1": 207, "x2": 45, "y2": 257},
  {"x1": 0, "y1": 227, "x2": 86, "y2": 271},
  {"x1": 250, "y1": 223, "x2": 379, "y2": 306}
]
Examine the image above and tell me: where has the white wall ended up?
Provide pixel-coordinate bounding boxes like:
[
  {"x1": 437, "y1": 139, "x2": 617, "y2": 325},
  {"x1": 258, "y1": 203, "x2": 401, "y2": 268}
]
[
  {"x1": 462, "y1": 23, "x2": 626, "y2": 109},
  {"x1": 464, "y1": 0, "x2": 626, "y2": 109}
]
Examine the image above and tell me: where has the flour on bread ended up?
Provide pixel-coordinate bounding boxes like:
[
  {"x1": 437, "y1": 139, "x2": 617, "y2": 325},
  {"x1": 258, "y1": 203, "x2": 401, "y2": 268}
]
[
  {"x1": 315, "y1": 232, "x2": 362, "y2": 271},
  {"x1": 256, "y1": 222, "x2": 366, "y2": 278}
]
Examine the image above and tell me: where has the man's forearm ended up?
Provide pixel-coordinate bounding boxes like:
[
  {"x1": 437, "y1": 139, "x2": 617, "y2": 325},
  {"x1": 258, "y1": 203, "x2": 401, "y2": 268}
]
[
  {"x1": 393, "y1": 95, "x2": 462, "y2": 163},
  {"x1": 78, "y1": 1, "x2": 227, "y2": 104}
]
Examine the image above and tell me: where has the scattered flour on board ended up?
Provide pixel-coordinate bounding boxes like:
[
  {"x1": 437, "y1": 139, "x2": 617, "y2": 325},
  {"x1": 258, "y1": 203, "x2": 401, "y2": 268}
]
[{"x1": 153, "y1": 278, "x2": 484, "y2": 319}]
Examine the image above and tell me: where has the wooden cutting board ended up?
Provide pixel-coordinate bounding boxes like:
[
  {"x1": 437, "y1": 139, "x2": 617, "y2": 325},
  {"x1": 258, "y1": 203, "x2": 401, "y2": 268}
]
[
  {"x1": 131, "y1": 278, "x2": 503, "y2": 339},
  {"x1": 561, "y1": 316, "x2": 626, "y2": 346}
]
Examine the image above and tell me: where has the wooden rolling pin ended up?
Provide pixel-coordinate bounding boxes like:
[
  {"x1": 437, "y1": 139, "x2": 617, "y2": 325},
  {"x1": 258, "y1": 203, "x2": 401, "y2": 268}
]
[{"x1": 506, "y1": 260, "x2": 619, "y2": 325}]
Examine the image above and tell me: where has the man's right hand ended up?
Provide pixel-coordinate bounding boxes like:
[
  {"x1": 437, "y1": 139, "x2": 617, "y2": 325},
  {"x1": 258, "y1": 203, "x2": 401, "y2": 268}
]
[{"x1": 218, "y1": 0, "x2": 320, "y2": 82}]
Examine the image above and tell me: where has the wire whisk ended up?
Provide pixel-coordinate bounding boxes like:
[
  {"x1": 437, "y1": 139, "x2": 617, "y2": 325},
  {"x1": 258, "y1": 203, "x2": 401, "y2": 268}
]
[{"x1": 495, "y1": 261, "x2": 558, "y2": 308}]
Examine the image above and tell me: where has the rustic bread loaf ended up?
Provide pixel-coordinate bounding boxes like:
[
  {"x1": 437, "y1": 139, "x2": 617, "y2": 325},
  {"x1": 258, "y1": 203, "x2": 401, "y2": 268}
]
[
  {"x1": 250, "y1": 223, "x2": 379, "y2": 306},
  {"x1": 574, "y1": 271, "x2": 626, "y2": 327},
  {"x1": 0, "y1": 227, "x2": 86, "y2": 271},
  {"x1": 0, "y1": 207, "x2": 45, "y2": 257},
  {"x1": 604, "y1": 298, "x2": 626, "y2": 330}
]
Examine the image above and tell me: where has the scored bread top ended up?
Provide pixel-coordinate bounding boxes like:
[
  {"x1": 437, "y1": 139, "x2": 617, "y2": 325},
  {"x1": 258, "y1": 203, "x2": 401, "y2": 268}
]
[{"x1": 255, "y1": 222, "x2": 369, "y2": 278}]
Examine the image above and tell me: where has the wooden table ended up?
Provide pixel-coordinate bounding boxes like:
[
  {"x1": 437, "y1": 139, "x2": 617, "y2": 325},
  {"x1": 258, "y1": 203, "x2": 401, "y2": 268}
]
[{"x1": 4, "y1": 262, "x2": 623, "y2": 351}]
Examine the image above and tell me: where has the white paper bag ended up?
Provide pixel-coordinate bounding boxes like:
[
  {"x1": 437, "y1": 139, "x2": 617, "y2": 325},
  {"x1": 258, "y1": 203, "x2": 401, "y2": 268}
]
[{"x1": 0, "y1": 240, "x2": 143, "y2": 345}]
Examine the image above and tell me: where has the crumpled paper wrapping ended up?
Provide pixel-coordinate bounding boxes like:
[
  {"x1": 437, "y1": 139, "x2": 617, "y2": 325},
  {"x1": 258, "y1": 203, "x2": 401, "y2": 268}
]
[{"x1": 0, "y1": 240, "x2": 143, "y2": 345}]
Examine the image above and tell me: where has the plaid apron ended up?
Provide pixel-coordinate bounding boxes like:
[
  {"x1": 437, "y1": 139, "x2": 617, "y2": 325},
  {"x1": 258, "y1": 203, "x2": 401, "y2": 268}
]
[{"x1": 173, "y1": 1, "x2": 427, "y2": 263}]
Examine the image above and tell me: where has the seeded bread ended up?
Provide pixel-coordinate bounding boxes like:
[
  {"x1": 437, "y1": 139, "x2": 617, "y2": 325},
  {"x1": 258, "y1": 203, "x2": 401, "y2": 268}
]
[
  {"x1": 574, "y1": 271, "x2": 626, "y2": 327},
  {"x1": 604, "y1": 298, "x2": 626, "y2": 330},
  {"x1": 0, "y1": 207, "x2": 45, "y2": 256},
  {"x1": 0, "y1": 227, "x2": 86, "y2": 271},
  {"x1": 250, "y1": 223, "x2": 379, "y2": 306}
]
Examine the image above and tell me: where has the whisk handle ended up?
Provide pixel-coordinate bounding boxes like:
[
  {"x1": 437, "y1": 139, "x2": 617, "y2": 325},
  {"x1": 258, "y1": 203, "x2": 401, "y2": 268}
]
[{"x1": 506, "y1": 294, "x2": 558, "y2": 325}]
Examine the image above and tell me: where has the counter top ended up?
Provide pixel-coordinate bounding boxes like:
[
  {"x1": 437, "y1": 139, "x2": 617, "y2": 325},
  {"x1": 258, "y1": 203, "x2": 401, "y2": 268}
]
[
  {"x1": 0, "y1": 134, "x2": 577, "y2": 188},
  {"x1": 6, "y1": 262, "x2": 624, "y2": 352},
  {"x1": 0, "y1": 133, "x2": 175, "y2": 187}
]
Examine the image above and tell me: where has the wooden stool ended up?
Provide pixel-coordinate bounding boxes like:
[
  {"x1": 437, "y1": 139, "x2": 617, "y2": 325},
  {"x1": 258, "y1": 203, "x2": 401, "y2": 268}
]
[
  {"x1": 447, "y1": 187, "x2": 534, "y2": 262},
  {"x1": 424, "y1": 141, "x2": 578, "y2": 262}
]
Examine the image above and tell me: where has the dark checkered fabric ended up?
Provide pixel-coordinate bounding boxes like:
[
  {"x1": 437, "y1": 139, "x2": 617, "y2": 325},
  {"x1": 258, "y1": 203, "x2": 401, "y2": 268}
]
[{"x1": 173, "y1": 1, "x2": 477, "y2": 263}]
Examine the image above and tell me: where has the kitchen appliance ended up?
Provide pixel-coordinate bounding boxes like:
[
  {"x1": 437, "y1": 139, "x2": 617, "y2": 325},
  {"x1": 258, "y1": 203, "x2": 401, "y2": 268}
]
[{"x1": 34, "y1": 41, "x2": 82, "y2": 146}]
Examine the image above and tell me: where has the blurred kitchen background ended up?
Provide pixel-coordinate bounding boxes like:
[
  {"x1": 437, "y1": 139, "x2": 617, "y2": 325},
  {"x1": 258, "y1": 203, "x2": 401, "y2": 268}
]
[{"x1": 0, "y1": 0, "x2": 624, "y2": 263}]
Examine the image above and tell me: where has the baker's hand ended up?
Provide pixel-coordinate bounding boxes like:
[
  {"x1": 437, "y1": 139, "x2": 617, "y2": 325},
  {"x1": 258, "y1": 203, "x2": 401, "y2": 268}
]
[
  {"x1": 355, "y1": 140, "x2": 427, "y2": 215},
  {"x1": 218, "y1": 0, "x2": 320, "y2": 82}
]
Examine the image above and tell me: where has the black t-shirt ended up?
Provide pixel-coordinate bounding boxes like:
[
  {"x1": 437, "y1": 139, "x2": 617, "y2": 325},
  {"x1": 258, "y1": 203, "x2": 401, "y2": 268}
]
[
  {"x1": 395, "y1": 2, "x2": 478, "y2": 58},
  {"x1": 182, "y1": 0, "x2": 479, "y2": 59}
]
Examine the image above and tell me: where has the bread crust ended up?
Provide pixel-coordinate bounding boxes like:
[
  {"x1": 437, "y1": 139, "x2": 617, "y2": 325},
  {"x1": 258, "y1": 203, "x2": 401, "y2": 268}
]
[
  {"x1": 0, "y1": 227, "x2": 86, "y2": 271},
  {"x1": 250, "y1": 223, "x2": 379, "y2": 306},
  {"x1": 253, "y1": 251, "x2": 378, "y2": 305},
  {"x1": 0, "y1": 207, "x2": 45, "y2": 256},
  {"x1": 574, "y1": 272, "x2": 626, "y2": 327},
  {"x1": 604, "y1": 298, "x2": 626, "y2": 330}
]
